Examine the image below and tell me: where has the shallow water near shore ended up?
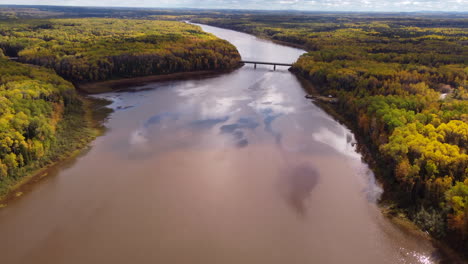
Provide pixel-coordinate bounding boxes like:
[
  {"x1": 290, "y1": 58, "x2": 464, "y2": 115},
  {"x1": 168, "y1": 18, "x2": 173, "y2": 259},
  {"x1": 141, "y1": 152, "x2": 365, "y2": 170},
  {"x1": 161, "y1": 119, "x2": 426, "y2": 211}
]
[{"x1": 0, "y1": 24, "x2": 449, "y2": 264}]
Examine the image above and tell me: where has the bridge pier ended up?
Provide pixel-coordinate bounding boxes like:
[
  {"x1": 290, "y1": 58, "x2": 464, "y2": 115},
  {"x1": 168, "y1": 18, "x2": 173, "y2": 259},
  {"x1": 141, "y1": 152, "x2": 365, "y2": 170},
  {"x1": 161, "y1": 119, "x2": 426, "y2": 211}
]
[
  {"x1": 254, "y1": 63, "x2": 257, "y2": 69},
  {"x1": 274, "y1": 65, "x2": 276, "y2": 71}
]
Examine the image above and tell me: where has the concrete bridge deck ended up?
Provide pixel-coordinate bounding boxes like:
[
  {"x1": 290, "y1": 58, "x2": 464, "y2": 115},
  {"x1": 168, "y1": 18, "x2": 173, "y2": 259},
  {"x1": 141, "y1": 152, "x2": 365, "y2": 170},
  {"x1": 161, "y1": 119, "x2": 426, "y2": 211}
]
[{"x1": 241, "y1": 60, "x2": 293, "y2": 70}]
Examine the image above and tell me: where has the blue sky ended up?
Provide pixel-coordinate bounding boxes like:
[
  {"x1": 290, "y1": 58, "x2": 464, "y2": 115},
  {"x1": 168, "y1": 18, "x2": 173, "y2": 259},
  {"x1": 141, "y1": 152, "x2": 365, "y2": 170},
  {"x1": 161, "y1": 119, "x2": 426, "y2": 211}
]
[{"x1": 2, "y1": 0, "x2": 468, "y2": 12}]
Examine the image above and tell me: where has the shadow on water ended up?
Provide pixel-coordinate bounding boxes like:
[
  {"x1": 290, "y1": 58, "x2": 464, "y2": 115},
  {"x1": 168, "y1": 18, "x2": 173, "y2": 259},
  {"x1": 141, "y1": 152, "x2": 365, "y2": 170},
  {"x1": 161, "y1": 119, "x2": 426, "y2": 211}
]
[{"x1": 281, "y1": 164, "x2": 320, "y2": 216}]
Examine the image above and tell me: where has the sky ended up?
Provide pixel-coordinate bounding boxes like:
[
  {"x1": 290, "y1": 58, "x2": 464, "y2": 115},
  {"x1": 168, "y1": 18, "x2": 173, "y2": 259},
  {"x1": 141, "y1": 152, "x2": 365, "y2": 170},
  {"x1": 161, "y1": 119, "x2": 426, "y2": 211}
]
[{"x1": 1, "y1": 0, "x2": 468, "y2": 12}]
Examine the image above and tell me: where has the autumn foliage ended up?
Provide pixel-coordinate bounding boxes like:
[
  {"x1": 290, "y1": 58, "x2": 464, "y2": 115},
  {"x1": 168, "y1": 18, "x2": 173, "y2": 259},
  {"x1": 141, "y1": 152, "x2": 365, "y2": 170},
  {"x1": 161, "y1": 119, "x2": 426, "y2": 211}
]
[{"x1": 0, "y1": 18, "x2": 241, "y2": 83}]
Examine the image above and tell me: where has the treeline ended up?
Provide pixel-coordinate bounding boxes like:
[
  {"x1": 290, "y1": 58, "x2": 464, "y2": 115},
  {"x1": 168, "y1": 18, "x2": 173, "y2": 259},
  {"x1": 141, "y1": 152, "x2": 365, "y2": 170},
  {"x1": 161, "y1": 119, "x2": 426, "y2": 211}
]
[
  {"x1": 193, "y1": 14, "x2": 468, "y2": 254},
  {"x1": 0, "y1": 56, "x2": 98, "y2": 195},
  {"x1": 0, "y1": 18, "x2": 241, "y2": 83}
]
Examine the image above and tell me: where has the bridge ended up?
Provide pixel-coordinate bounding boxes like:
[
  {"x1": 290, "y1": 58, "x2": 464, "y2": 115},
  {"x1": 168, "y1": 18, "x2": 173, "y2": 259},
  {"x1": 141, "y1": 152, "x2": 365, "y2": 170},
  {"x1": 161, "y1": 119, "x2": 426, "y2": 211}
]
[{"x1": 241, "y1": 60, "x2": 293, "y2": 70}]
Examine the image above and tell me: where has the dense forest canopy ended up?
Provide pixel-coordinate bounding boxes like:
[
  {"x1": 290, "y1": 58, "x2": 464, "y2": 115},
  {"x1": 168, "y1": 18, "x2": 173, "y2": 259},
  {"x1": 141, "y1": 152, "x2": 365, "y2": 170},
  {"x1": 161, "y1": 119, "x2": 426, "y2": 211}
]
[
  {"x1": 0, "y1": 57, "x2": 97, "y2": 195},
  {"x1": 0, "y1": 18, "x2": 241, "y2": 82},
  {"x1": 192, "y1": 13, "x2": 468, "y2": 253}
]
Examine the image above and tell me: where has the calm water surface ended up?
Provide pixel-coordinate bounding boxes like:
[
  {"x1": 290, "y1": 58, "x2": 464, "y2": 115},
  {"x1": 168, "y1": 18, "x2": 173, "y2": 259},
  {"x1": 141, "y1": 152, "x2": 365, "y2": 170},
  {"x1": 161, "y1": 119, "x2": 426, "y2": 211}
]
[{"x1": 0, "y1": 24, "x2": 442, "y2": 264}]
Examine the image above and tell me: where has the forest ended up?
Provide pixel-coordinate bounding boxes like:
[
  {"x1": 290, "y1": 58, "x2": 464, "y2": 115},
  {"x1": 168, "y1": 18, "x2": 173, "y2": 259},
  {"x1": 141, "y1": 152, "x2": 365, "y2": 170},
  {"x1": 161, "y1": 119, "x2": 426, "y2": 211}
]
[
  {"x1": 191, "y1": 13, "x2": 468, "y2": 253},
  {"x1": 0, "y1": 18, "x2": 240, "y2": 82},
  {"x1": 0, "y1": 56, "x2": 99, "y2": 196}
]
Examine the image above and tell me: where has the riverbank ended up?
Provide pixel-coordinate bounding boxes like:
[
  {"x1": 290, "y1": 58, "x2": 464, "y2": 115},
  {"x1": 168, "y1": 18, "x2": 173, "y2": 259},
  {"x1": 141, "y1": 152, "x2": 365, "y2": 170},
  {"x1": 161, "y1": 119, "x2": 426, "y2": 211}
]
[
  {"x1": 190, "y1": 21, "x2": 308, "y2": 51},
  {"x1": 77, "y1": 69, "x2": 240, "y2": 94},
  {"x1": 0, "y1": 67, "x2": 243, "y2": 205},
  {"x1": 295, "y1": 72, "x2": 466, "y2": 263},
  {"x1": 0, "y1": 96, "x2": 111, "y2": 206}
]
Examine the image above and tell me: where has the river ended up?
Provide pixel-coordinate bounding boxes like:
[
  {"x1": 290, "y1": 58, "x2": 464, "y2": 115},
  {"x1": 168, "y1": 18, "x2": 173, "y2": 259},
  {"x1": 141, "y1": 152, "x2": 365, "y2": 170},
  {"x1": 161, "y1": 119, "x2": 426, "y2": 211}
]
[{"x1": 0, "y1": 24, "x2": 444, "y2": 264}]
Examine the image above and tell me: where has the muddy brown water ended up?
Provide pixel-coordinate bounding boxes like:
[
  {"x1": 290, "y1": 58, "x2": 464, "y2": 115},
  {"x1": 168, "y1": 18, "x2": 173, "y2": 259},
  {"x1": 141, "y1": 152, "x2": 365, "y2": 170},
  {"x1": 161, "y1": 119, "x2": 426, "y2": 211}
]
[{"x1": 0, "y1": 24, "x2": 446, "y2": 264}]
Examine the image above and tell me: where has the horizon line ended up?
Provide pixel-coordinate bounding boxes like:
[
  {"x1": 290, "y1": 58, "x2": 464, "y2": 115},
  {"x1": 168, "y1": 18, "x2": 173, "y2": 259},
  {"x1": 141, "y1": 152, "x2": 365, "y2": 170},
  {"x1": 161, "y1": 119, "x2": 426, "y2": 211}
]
[{"x1": 1, "y1": 4, "x2": 468, "y2": 14}]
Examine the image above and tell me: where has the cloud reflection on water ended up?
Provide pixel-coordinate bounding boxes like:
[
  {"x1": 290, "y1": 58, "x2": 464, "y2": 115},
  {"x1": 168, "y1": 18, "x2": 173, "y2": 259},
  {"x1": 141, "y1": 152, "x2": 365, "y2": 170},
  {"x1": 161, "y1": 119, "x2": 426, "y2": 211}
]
[
  {"x1": 311, "y1": 126, "x2": 383, "y2": 202},
  {"x1": 128, "y1": 112, "x2": 181, "y2": 157},
  {"x1": 219, "y1": 117, "x2": 260, "y2": 148},
  {"x1": 190, "y1": 116, "x2": 230, "y2": 129}
]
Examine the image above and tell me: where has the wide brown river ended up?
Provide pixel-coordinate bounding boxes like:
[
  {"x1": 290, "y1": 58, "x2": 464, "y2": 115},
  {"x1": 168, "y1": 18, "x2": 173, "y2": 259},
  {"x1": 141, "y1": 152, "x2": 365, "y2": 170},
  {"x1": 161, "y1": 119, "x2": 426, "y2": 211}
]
[{"x1": 0, "y1": 24, "x2": 446, "y2": 263}]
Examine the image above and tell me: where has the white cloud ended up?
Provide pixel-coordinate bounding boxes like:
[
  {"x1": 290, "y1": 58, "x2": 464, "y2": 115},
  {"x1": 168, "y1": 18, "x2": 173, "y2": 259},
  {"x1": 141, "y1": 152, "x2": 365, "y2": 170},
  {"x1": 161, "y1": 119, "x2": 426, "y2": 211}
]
[{"x1": 1, "y1": 0, "x2": 468, "y2": 11}]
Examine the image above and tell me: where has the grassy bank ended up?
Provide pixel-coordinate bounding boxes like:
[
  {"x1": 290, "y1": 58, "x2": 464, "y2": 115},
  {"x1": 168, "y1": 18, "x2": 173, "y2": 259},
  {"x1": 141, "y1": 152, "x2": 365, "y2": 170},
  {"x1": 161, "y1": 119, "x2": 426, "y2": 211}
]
[{"x1": 0, "y1": 95, "x2": 110, "y2": 205}]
